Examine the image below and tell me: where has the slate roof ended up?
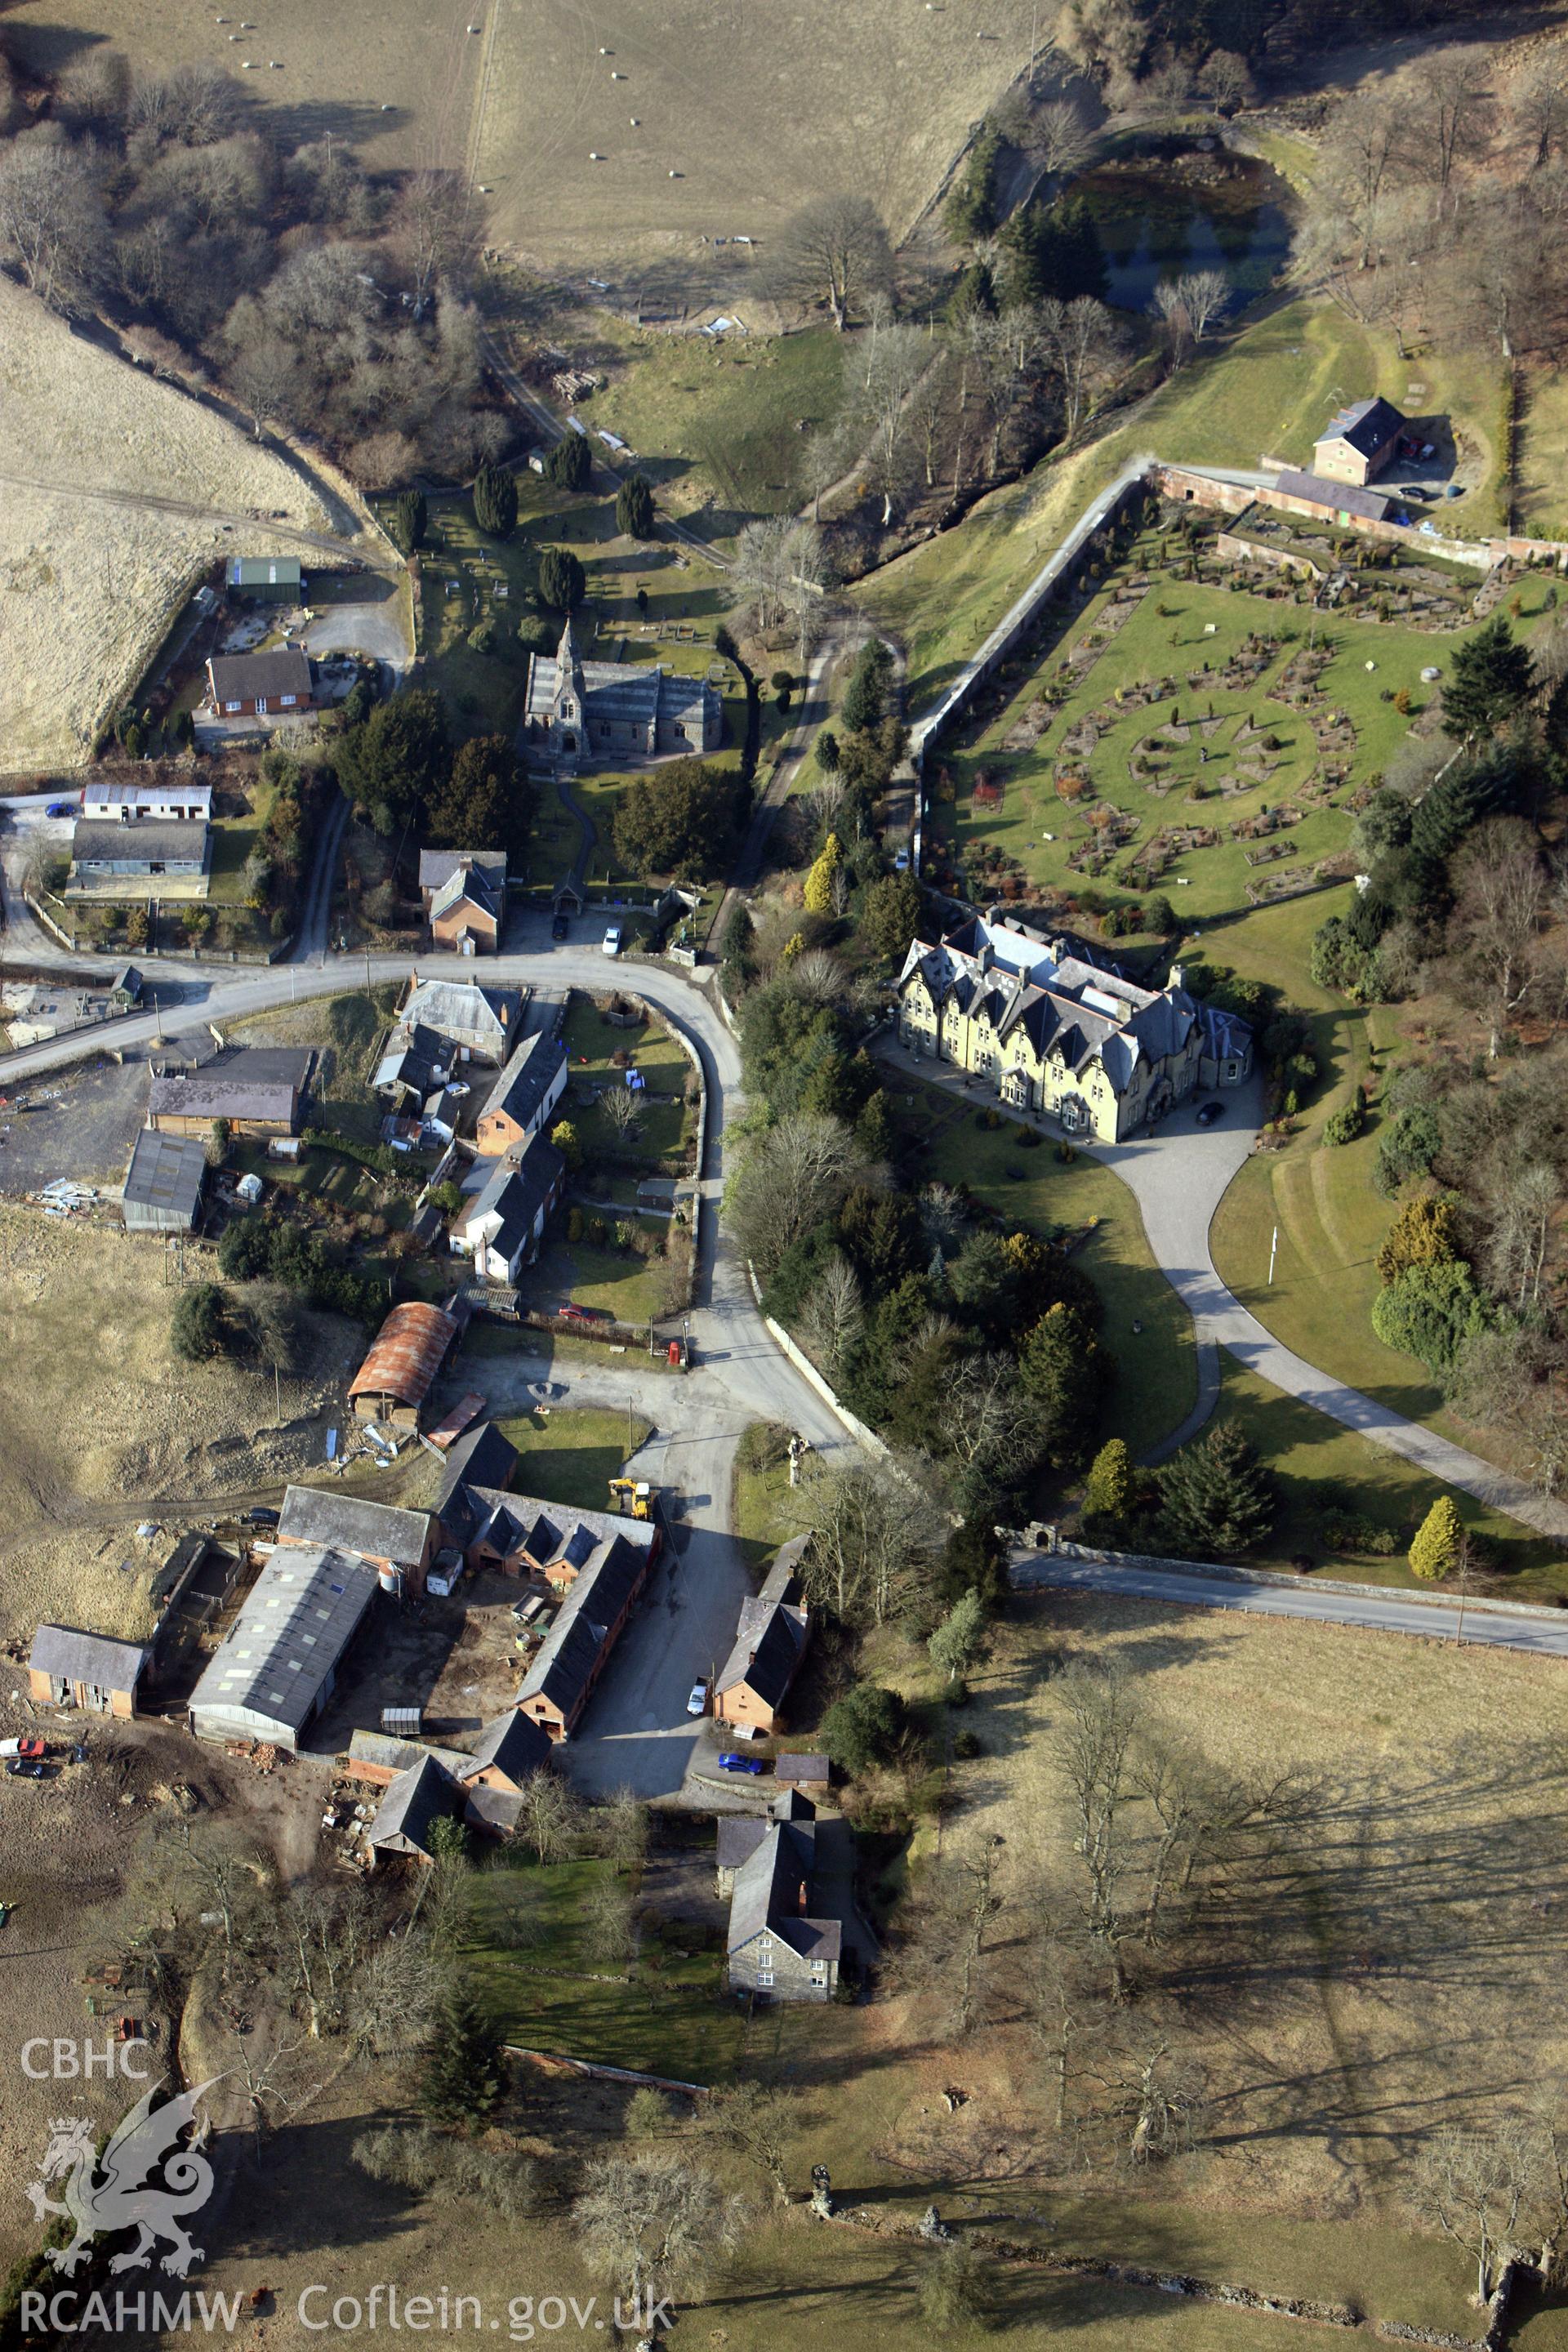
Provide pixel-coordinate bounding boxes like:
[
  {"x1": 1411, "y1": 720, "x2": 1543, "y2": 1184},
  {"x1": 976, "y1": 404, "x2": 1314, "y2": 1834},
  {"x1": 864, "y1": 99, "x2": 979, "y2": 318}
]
[
  {"x1": 466, "y1": 1137, "x2": 564, "y2": 1267},
  {"x1": 760, "y1": 1535, "x2": 811, "y2": 1606},
  {"x1": 514, "y1": 1528, "x2": 650, "y2": 1723},
  {"x1": 189, "y1": 1546, "x2": 380, "y2": 1735},
  {"x1": 435, "y1": 1423, "x2": 519, "y2": 1511},
  {"x1": 726, "y1": 1820, "x2": 840, "y2": 1963},
  {"x1": 776, "y1": 1752, "x2": 830, "y2": 1785},
  {"x1": 716, "y1": 1815, "x2": 771, "y2": 1873},
  {"x1": 478, "y1": 1031, "x2": 567, "y2": 1134},
  {"x1": 715, "y1": 1601, "x2": 808, "y2": 1712},
  {"x1": 1318, "y1": 395, "x2": 1405, "y2": 457},
  {"x1": 368, "y1": 1753, "x2": 463, "y2": 1855},
  {"x1": 73, "y1": 818, "x2": 209, "y2": 867},
  {"x1": 419, "y1": 849, "x2": 507, "y2": 898},
  {"x1": 149, "y1": 1047, "x2": 310, "y2": 1125},
  {"x1": 1272, "y1": 469, "x2": 1396, "y2": 523},
  {"x1": 400, "y1": 979, "x2": 521, "y2": 1062},
  {"x1": 207, "y1": 648, "x2": 313, "y2": 703},
  {"x1": 122, "y1": 1129, "x2": 207, "y2": 1226},
  {"x1": 374, "y1": 1022, "x2": 448, "y2": 1099},
  {"x1": 347, "y1": 1727, "x2": 470, "y2": 1778},
  {"x1": 30, "y1": 1624, "x2": 149, "y2": 1693},
  {"x1": 458, "y1": 1710, "x2": 551, "y2": 1786},
  {"x1": 430, "y1": 866, "x2": 501, "y2": 925},
  {"x1": 277, "y1": 1486, "x2": 434, "y2": 1570}
]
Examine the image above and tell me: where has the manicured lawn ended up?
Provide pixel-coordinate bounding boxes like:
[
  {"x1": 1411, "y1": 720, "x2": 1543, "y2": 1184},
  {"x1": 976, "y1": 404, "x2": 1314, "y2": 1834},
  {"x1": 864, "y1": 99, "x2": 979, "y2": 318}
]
[
  {"x1": 489, "y1": 1404, "x2": 651, "y2": 1511},
  {"x1": 900, "y1": 1078, "x2": 1196, "y2": 1459},
  {"x1": 1517, "y1": 364, "x2": 1568, "y2": 540},
  {"x1": 528, "y1": 1233, "x2": 666, "y2": 1327},
  {"x1": 858, "y1": 296, "x2": 1509, "y2": 715},
  {"x1": 464, "y1": 1856, "x2": 751, "y2": 2082},
  {"x1": 1209, "y1": 1360, "x2": 1560, "y2": 1586},
  {"x1": 732, "y1": 1428, "x2": 795, "y2": 1566},
  {"x1": 584, "y1": 317, "x2": 845, "y2": 528}
]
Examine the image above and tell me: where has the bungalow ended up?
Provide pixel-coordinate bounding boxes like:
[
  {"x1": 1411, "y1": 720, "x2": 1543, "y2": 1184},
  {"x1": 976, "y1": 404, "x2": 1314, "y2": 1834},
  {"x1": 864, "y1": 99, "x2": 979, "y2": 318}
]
[
  {"x1": 29, "y1": 1624, "x2": 149, "y2": 1718},
  {"x1": 452, "y1": 1134, "x2": 564, "y2": 1283},
  {"x1": 1311, "y1": 395, "x2": 1405, "y2": 487},
  {"x1": 275, "y1": 1487, "x2": 438, "y2": 1598},
  {"x1": 419, "y1": 850, "x2": 507, "y2": 957},
  {"x1": 348, "y1": 1301, "x2": 460, "y2": 1428},
  {"x1": 724, "y1": 1801, "x2": 840, "y2": 2002},
  {"x1": 205, "y1": 647, "x2": 314, "y2": 717},
  {"x1": 69, "y1": 817, "x2": 210, "y2": 900},
  {"x1": 147, "y1": 1047, "x2": 311, "y2": 1138},
  {"x1": 474, "y1": 1031, "x2": 568, "y2": 1156}
]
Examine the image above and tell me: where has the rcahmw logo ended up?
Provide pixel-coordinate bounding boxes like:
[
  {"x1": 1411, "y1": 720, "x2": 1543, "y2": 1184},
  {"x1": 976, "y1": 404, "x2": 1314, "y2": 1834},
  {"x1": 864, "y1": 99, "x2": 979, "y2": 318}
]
[{"x1": 22, "y1": 2071, "x2": 219, "y2": 2281}]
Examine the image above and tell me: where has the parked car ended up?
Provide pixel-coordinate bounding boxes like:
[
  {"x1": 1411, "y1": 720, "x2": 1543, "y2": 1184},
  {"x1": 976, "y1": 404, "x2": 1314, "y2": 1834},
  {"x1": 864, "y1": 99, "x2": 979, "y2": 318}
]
[
  {"x1": 602, "y1": 925, "x2": 623, "y2": 957},
  {"x1": 45, "y1": 801, "x2": 76, "y2": 819},
  {"x1": 0, "y1": 1738, "x2": 44, "y2": 1761},
  {"x1": 7, "y1": 1758, "x2": 46, "y2": 1780},
  {"x1": 241, "y1": 1506, "x2": 280, "y2": 1528},
  {"x1": 1196, "y1": 1102, "x2": 1225, "y2": 1126},
  {"x1": 557, "y1": 1302, "x2": 612, "y2": 1326},
  {"x1": 551, "y1": 912, "x2": 570, "y2": 941},
  {"x1": 718, "y1": 1753, "x2": 765, "y2": 1775},
  {"x1": 687, "y1": 1682, "x2": 709, "y2": 1717}
]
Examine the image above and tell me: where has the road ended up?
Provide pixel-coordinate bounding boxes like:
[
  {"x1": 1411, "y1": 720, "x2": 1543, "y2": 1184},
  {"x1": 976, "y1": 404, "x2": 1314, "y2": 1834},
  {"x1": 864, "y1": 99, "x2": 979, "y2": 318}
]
[{"x1": 1013, "y1": 1552, "x2": 1568, "y2": 1659}]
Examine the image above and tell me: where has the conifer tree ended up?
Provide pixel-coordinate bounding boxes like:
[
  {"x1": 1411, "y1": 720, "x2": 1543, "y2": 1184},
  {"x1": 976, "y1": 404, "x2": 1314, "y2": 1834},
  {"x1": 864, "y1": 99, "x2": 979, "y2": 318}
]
[
  {"x1": 416, "y1": 1982, "x2": 505, "y2": 2132},
  {"x1": 473, "y1": 463, "x2": 518, "y2": 540},
  {"x1": 1160, "y1": 1423, "x2": 1276, "y2": 1557},
  {"x1": 1084, "y1": 1436, "x2": 1133, "y2": 1522},
  {"x1": 804, "y1": 831, "x2": 844, "y2": 914},
  {"x1": 1410, "y1": 1494, "x2": 1464, "y2": 1581}
]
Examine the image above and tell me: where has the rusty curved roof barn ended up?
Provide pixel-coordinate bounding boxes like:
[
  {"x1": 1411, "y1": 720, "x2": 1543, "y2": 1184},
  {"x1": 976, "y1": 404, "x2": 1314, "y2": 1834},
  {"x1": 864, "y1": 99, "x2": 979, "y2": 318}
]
[{"x1": 349, "y1": 1302, "x2": 460, "y2": 1408}]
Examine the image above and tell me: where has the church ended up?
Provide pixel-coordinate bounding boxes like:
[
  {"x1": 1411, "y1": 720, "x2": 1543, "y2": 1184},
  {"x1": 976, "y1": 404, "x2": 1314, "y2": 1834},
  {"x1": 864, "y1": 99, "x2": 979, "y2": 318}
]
[{"x1": 522, "y1": 617, "x2": 723, "y2": 770}]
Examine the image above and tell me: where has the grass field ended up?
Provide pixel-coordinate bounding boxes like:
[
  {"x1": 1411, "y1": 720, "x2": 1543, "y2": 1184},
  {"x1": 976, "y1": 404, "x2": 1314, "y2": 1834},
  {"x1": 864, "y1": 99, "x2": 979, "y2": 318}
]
[
  {"x1": 894, "y1": 1076, "x2": 1197, "y2": 1461},
  {"x1": 581, "y1": 320, "x2": 845, "y2": 523},
  {"x1": 471, "y1": 0, "x2": 1041, "y2": 261},
  {"x1": 859, "y1": 298, "x2": 1510, "y2": 718},
  {"x1": 0, "y1": 276, "x2": 345, "y2": 773}
]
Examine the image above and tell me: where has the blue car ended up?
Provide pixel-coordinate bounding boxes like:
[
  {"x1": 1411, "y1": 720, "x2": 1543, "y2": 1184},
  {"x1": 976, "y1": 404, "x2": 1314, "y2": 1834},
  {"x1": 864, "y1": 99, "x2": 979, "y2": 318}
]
[
  {"x1": 46, "y1": 801, "x2": 76, "y2": 819},
  {"x1": 718, "y1": 1753, "x2": 765, "y2": 1775}
]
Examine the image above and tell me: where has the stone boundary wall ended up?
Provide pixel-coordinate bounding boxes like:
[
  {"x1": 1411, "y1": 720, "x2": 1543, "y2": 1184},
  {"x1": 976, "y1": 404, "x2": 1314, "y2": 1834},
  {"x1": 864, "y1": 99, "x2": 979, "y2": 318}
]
[{"x1": 744, "y1": 1260, "x2": 888, "y2": 1455}]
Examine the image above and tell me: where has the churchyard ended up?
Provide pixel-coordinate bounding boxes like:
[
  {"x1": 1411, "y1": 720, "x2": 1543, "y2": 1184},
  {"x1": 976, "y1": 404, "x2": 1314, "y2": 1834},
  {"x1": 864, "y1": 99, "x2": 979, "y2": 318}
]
[{"x1": 925, "y1": 505, "x2": 1558, "y2": 931}]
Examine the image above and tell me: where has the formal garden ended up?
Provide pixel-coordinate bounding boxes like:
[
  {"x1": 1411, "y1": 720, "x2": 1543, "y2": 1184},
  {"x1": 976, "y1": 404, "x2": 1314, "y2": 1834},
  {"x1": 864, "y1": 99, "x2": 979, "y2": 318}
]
[{"x1": 922, "y1": 500, "x2": 1561, "y2": 935}]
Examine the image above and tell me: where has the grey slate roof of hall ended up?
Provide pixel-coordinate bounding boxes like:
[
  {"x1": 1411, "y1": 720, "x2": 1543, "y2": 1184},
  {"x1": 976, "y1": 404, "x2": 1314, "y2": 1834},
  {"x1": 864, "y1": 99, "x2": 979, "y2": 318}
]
[
  {"x1": 277, "y1": 1486, "x2": 434, "y2": 1570},
  {"x1": 478, "y1": 1031, "x2": 568, "y2": 1131},
  {"x1": 73, "y1": 818, "x2": 210, "y2": 866},
  {"x1": 418, "y1": 849, "x2": 508, "y2": 897},
  {"x1": 527, "y1": 653, "x2": 717, "y2": 727},
  {"x1": 30, "y1": 1624, "x2": 149, "y2": 1691},
  {"x1": 207, "y1": 647, "x2": 314, "y2": 702},
  {"x1": 1272, "y1": 469, "x2": 1396, "y2": 522},
  {"x1": 430, "y1": 865, "x2": 501, "y2": 924}
]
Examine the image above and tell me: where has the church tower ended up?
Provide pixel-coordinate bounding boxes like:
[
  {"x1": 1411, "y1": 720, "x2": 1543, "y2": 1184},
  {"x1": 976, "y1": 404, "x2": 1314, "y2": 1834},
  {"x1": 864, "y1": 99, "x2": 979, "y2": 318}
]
[{"x1": 554, "y1": 615, "x2": 586, "y2": 728}]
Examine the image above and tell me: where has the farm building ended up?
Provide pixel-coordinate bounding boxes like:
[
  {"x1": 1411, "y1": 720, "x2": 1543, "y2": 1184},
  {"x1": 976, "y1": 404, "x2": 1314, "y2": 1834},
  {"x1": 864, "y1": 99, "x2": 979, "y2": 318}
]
[
  {"x1": 109, "y1": 966, "x2": 144, "y2": 1009},
  {"x1": 68, "y1": 817, "x2": 210, "y2": 900},
  {"x1": 434, "y1": 1421, "x2": 519, "y2": 1514},
  {"x1": 187, "y1": 1544, "x2": 381, "y2": 1750},
  {"x1": 1268, "y1": 469, "x2": 1399, "y2": 527},
  {"x1": 276, "y1": 1487, "x2": 438, "y2": 1597},
  {"x1": 28, "y1": 1624, "x2": 149, "y2": 1717},
  {"x1": 514, "y1": 1514, "x2": 659, "y2": 1740},
  {"x1": 205, "y1": 647, "x2": 314, "y2": 717},
  {"x1": 345, "y1": 1727, "x2": 472, "y2": 1788},
  {"x1": 896, "y1": 912, "x2": 1252, "y2": 1143},
  {"x1": 147, "y1": 1047, "x2": 312, "y2": 1138},
  {"x1": 715, "y1": 1544, "x2": 812, "y2": 1736},
  {"x1": 227, "y1": 555, "x2": 304, "y2": 602},
  {"x1": 457, "y1": 1708, "x2": 550, "y2": 1793},
  {"x1": 523, "y1": 617, "x2": 722, "y2": 771},
  {"x1": 121, "y1": 1129, "x2": 208, "y2": 1234},
  {"x1": 82, "y1": 780, "x2": 212, "y2": 823},
  {"x1": 1311, "y1": 396, "x2": 1405, "y2": 486},
  {"x1": 348, "y1": 1300, "x2": 460, "y2": 1426},
  {"x1": 724, "y1": 1800, "x2": 840, "y2": 2002},
  {"x1": 453, "y1": 1135, "x2": 564, "y2": 1283},
  {"x1": 775, "y1": 1752, "x2": 831, "y2": 1794},
  {"x1": 418, "y1": 850, "x2": 508, "y2": 956},
  {"x1": 474, "y1": 1030, "x2": 568, "y2": 1155},
  {"x1": 397, "y1": 978, "x2": 522, "y2": 1066},
  {"x1": 367, "y1": 1753, "x2": 465, "y2": 1864}
]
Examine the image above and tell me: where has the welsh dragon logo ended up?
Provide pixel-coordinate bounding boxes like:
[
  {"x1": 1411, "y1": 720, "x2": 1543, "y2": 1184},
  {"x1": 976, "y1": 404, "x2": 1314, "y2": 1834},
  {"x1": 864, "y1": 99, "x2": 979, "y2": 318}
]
[{"x1": 25, "y1": 2078, "x2": 218, "y2": 2278}]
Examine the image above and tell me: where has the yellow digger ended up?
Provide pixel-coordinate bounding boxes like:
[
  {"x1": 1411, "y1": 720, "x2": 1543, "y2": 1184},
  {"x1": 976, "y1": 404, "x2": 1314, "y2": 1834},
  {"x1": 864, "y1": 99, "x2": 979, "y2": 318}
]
[{"x1": 608, "y1": 1477, "x2": 656, "y2": 1521}]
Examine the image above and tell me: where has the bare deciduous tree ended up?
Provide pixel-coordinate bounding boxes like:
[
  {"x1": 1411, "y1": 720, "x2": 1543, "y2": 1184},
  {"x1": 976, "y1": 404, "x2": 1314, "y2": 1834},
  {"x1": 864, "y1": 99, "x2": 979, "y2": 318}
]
[
  {"x1": 515, "y1": 1768, "x2": 583, "y2": 1866},
  {"x1": 396, "y1": 166, "x2": 477, "y2": 315},
  {"x1": 728, "y1": 1111, "x2": 860, "y2": 1276},
  {"x1": 798, "y1": 1250, "x2": 865, "y2": 1381},
  {"x1": 790, "y1": 1452, "x2": 939, "y2": 1628},
  {"x1": 1401, "y1": 51, "x2": 1496, "y2": 211},
  {"x1": 768, "y1": 193, "x2": 893, "y2": 331},
  {"x1": 1452, "y1": 819, "x2": 1551, "y2": 1056},
  {"x1": 1037, "y1": 294, "x2": 1116, "y2": 439},
  {"x1": 1052, "y1": 1662, "x2": 1138, "y2": 2001},
  {"x1": 702, "y1": 2082, "x2": 801, "y2": 2206},
  {"x1": 0, "y1": 135, "x2": 105, "y2": 310},
  {"x1": 600, "y1": 1084, "x2": 644, "y2": 1142},
  {"x1": 846, "y1": 321, "x2": 927, "y2": 524},
  {"x1": 574, "y1": 2154, "x2": 748, "y2": 2314},
  {"x1": 1411, "y1": 2119, "x2": 1544, "y2": 2306}
]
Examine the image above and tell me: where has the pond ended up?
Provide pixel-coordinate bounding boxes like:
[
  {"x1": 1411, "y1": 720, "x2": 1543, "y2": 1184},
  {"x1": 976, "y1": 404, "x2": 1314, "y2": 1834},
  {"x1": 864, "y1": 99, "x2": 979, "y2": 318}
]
[{"x1": 1071, "y1": 153, "x2": 1293, "y2": 314}]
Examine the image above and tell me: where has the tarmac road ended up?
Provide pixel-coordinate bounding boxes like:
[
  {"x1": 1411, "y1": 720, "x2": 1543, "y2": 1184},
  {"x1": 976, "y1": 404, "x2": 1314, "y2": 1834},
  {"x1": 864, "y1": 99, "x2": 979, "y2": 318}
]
[{"x1": 1014, "y1": 1553, "x2": 1568, "y2": 1658}]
